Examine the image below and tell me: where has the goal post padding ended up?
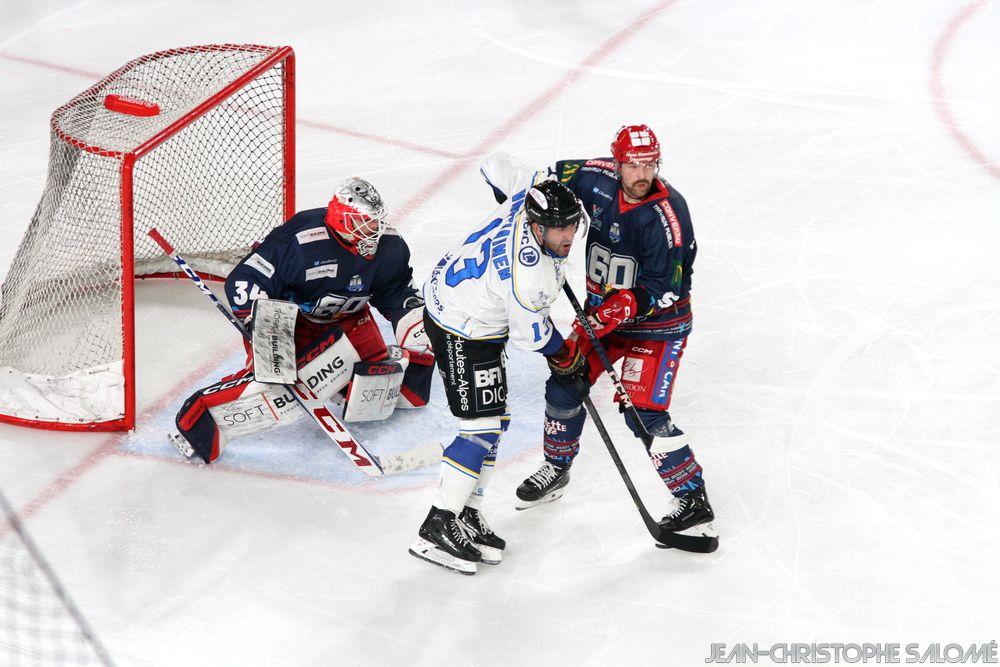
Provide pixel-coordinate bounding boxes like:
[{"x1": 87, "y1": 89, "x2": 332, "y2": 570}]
[{"x1": 0, "y1": 44, "x2": 296, "y2": 431}]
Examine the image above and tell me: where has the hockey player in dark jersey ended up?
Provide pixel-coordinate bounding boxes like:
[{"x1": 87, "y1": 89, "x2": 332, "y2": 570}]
[
  {"x1": 170, "y1": 177, "x2": 434, "y2": 464},
  {"x1": 509, "y1": 124, "x2": 717, "y2": 544}
]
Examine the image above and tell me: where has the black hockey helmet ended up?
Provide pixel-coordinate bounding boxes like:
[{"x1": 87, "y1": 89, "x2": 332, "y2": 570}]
[{"x1": 525, "y1": 180, "x2": 585, "y2": 229}]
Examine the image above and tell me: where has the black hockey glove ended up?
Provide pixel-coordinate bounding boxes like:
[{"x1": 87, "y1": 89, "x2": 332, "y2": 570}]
[{"x1": 546, "y1": 336, "x2": 590, "y2": 395}]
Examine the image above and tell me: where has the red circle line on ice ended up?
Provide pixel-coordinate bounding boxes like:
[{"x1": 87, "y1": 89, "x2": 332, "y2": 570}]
[{"x1": 930, "y1": 0, "x2": 999, "y2": 183}]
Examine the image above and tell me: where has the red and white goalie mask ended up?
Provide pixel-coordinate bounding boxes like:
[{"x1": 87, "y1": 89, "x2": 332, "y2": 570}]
[
  {"x1": 326, "y1": 176, "x2": 388, "y2": 257},
  {"x1": 610, "y1": 124, "x2": 661, "y2": 168}
]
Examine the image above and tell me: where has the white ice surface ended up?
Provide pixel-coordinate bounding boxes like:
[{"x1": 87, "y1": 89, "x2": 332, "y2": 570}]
[{"x1": 1, "y1": 0, "x2": 999, "y2": 664}]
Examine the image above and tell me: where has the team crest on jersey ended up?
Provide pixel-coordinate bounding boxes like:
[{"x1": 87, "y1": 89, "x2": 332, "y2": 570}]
[
  {"x1": 347, "y1": 275, "x2": 363, "y2": 292},
  {"x1": 609, "y1": 221, "x2": 621, "y2": 244},
  {"x1": 518, "y1": 245, "x2": 539, "y2": 266}
]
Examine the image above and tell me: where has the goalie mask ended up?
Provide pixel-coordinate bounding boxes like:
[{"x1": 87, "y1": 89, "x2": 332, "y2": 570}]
[{"x1": 326, "y1": 177, "x2": 388, "y2": 257}]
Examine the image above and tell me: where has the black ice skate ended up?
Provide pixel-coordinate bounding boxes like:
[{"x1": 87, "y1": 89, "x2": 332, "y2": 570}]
[
  {"x1": 515, "y1": 461, "x2": 570, "y2": 510},
  {"x1": 409, "y1": 506, "x2": 482, "y2": 575},
  {"x1": 168, "y1": 431, "x2": 198, "y2": 461},
  {"x1": 656, "y1": 487, "x2": 718, "y2": 550},
  {"x1": 459, "y1": 506, "x2": 505, "y2": 564}
]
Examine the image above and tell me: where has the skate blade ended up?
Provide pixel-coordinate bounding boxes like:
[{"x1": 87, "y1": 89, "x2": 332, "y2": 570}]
[
  {"x1": 476, "y1": 544, "x2": 503, "y2": 565},
  {"x1": 655, "y1": 522, "x2": 720, "y2": 550},
  {"x1": 168, "y1": 432, "x2": 198, "y2": 462},
  {"x1": 514, "y1": 489, "x2": 565, "y2": 511},
  {"x1": 408, "y1": 538, "x2": 477, "y2": 575}
]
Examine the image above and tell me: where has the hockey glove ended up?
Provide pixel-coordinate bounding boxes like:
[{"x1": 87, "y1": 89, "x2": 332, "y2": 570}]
[
  {"x1": 575, "y1": 289, "x2": 639, "y2": 338},
  {"x1": 546, "y1": 335, "x2": 590, "y2": 394}
]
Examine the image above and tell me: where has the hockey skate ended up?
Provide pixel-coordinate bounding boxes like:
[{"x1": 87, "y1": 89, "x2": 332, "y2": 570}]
[
  {"x1": 409, "y1": 506, "x2": 482, "y2": 575},
  {"x1": 656, "y1": 487, "x2": 718, "y2": 550},
  {"x1": 168, "y1": 431, "x2": 199, "y2": 462},
  {"x1": 515, "y1": 461, "x2": 570, "y2": 510},
  {"x1": 458, "y1": 506, "x2": 505, "y2": 564}
]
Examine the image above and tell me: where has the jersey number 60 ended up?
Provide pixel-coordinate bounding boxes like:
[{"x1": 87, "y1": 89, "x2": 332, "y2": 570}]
[{"x1": 588, "y1": 244, "x2": 637, "y2": 289}]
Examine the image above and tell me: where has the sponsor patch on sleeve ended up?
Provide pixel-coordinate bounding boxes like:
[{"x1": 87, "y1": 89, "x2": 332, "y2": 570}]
[
  {"x1": 296, "y1": 227, "x2": 330, "y2": 245},
  {"x1": 245, "y1": 253, "x2": 275, "y2": 278}
]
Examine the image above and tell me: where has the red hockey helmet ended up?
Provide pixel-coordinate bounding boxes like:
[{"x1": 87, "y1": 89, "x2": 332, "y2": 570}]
[
  {"x1": 326, "y1": 177, "x2": 387, "y2": 257},
  {"x1": 610, "y1": 124, "x2": 661, "y2": 164}
]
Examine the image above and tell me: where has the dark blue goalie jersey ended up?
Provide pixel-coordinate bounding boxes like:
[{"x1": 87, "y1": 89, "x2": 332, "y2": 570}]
[
  {"x1": 224, "y1": 208, "x2": 420, "y2": 329},
  {"x1": 551, "y1": 158, "x2": 697, "y2": 340}
]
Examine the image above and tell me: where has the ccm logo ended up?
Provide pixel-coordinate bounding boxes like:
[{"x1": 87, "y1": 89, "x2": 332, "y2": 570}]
[{"x1": 203, "y1": 376, "x2": 254, "y2": 395}]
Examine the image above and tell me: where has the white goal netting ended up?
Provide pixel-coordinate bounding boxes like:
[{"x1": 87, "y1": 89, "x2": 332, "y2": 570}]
[{"x1": 0, "y1": 45, "x2": 294, "y2": 430}]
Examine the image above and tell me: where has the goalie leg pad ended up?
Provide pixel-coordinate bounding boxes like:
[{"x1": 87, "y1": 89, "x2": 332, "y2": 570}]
[
  {"x1": 342, "y1": 357, "x2": 406, "y2": 422},
  {"x1": 397, "y1": 348, "x2": 434, "y2": 409},
  {"x1": 295, "y1": 326, "x2": 362, "y2": 401},
  {"x1": 175, "y1": 369, "x2": 299, "y2": 463},
  {"x1": 393, "y1": 305, "x2": 429, "y2": 351}
]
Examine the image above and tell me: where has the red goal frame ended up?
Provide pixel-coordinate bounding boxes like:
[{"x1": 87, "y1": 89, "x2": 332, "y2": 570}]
[{"x1": 0, "y1": 45, "x2": 296, "y2": 432}]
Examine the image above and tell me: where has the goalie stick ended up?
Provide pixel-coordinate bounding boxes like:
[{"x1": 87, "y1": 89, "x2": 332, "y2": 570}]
[
  {"x1": 148, "y1": 228, "x2": 442, "y2": 477},
  {"x1": 563, "y1": 283, "x2": 718, "y2": 553}
]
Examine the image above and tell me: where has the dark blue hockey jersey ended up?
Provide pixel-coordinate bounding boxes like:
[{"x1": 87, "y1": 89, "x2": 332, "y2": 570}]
[
  {"x1": 552, "y1": 158, "x2": 696, "y2": 340},
  {"x1": 225, "y1": 208, "x2": 420, "y2": 328}
]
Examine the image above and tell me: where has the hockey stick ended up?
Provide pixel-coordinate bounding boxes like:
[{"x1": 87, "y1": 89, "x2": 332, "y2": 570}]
[
  {"x1": 563, "y1": 283, "x2": 717, "y2": 553},
  {"x1": 148, "y1": 228, "x2": 442, "y2": 476}
]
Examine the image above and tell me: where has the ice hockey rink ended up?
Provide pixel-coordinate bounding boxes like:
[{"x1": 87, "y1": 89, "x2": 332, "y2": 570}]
[{"x1": 1, "y1": 0, "x2": 998, "y2": 664}]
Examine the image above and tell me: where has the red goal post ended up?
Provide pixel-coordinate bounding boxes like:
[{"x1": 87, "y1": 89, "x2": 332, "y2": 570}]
[{"x1": 0, "y1": 44, "x2": 296, "y2": 431}]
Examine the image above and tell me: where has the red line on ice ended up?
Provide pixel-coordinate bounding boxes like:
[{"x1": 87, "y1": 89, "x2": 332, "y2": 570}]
[
  {"x1": 10, "y1": 342, "x2": 242, "y2": 523},
  {"x1": 390, "y1": 0, "x2": 680, "y2": 225},
  {"x1": 929, "y1": 0, "x2": 999, "y2": 182},
  {"x1": 0, "y1": 51, "x2": 456, "y2": 160},
  {"x1": 3, "y1": 0, "x2": 678, "y2": 518}
]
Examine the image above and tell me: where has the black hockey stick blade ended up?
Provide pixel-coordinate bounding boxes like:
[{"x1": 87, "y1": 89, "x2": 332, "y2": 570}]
[{"x1": 580, "y1": 396, "x2": 717, "y2": 553}]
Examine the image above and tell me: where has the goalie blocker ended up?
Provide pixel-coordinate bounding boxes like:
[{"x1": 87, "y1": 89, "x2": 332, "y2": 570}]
[{"x1": 175, "y1": 305, "x2": 433, "y2": 463}]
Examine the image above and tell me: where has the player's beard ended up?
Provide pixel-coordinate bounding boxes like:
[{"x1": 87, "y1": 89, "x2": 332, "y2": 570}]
[{"x1": 624, "y1": 179, "x2": 651, "y2": 200}]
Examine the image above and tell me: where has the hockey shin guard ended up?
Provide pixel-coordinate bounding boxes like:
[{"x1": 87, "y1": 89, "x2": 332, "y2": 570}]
[
  {"x1": 543, "y1": 404, "x2": 585, "y2": 466},
  {"x1": 436, "y1": 417, "x2": 503, "y2": 513},
  {"x1": 465, "y1": 413, "x2": 509, "y2": 510}
]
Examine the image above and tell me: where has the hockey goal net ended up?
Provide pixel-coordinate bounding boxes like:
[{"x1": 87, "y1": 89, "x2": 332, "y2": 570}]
[{"x1": 0, "y1": 44, "x2": 295, "y2": 431}]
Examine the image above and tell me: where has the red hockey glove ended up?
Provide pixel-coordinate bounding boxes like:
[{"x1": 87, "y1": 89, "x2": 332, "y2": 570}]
[{"x1": 574, "y1": 289, "x2": 638, "y2": 339}]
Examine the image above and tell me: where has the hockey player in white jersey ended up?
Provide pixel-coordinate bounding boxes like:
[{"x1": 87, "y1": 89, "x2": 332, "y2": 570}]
[{"x1": 409, "y1": 157, "x2": 588, "y2": 574}]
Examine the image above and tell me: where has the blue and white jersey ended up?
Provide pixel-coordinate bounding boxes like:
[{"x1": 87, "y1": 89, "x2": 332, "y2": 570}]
[
  {"x1": 424, "y1": 156, "x2": 568, "y2": 355},
  {"x1": 224, "y1": 208, "x2": 420, "y2": 329}
]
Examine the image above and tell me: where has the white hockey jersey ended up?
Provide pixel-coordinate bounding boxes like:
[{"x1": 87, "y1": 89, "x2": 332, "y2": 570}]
[{"x1": 424, "y1": 154, "x2": 571, "y2": 353}]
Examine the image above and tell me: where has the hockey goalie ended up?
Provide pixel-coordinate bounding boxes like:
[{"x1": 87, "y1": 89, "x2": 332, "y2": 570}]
[{"x1": 170, "y1": 177, "x2": 434, "y2": 464}]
